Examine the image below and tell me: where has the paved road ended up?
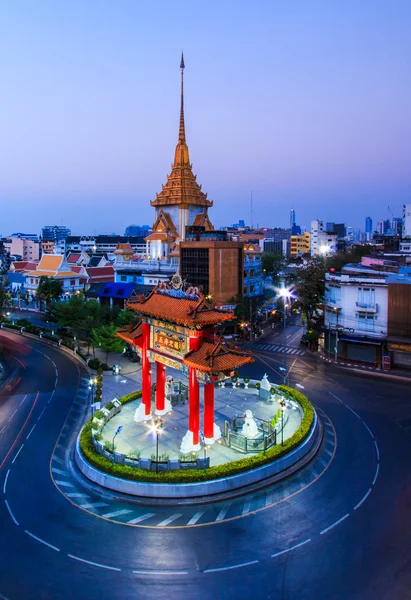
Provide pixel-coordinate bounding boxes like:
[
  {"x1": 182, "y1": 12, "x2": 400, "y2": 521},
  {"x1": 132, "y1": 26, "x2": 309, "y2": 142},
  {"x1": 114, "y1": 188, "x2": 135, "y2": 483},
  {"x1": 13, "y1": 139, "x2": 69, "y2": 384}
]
[{"x1": 0, "y1": 331, "x2": 411, "y2": 599}]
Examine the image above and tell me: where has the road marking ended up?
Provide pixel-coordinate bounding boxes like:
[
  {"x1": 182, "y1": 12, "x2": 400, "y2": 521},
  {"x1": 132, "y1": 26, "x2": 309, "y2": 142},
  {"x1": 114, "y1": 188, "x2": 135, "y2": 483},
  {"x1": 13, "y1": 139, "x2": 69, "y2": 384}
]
[
  {"x1": 374, "y1": 440, "x2": 380, "y2": 461},
  {"x1": 52, "y1": 455, "x2": 65, "y2": 465},
  {"x1": 8, "y1": 410, "x2": 18, "y2": 423},
  {"x1": 271, "y1": 538, "x2": 312, "y2": 558},
  {"x1": 287, "y1": 334, "x2": 292, "y2": 339},
  {"x1": 156, "y1": 513, "x2": 183, "y2": 527},
  {"x1": 372, "y1": 463, "x2": 380, "y2": 486},
  {"x1": 242, "y1": 498, "x2": 252, "y2": 515},
  {"x1": 354, "y1": 488, "x2": 372, "y2": 510},
  {"x1": 3, "y1": 469, "x2": 10, "y2": 494},
  {"x1": 272, "y1": 346, "x2": 281, "y2": 351},
  {"x1": 19, "y1": 395, "x2": 27, "y2": 406},
  {"x1": 318, "y1": 457, "x2": 327, "y2": 468},
  {"x1": 37, "y1": 406, "x2": 47, "y2": 421},
  {"x1": 25, "y1": 530, "x2": 60, "y2": 552},
  {"x1": 362, "y1": 420, "x2": 375, "y2": 439},
  {"x1": 0, "y1": 425, "x2": 6, "y2": 434},
  {"x1": 204, "y1": 560, "x2": 259, "y2": 573},
  {"x1": 215, "y1": 504, "x2": 231, "y2": 521},
  {"x1": 328, "y1": 392, "x2": 343, "y2": 403},
  {"x1": 320, "y1": 514, "x2": 350, "y2": 535},
  {"x1": 187, "y1": 511, "x2": 205, "y2": 525},
  {"x1": 68, "y1": 554, "x2": 121, "y2": 571},
  {"x1": 128, "y1": 513, "x2": 156, "y2": 524},
  {"x1": 345, "y1": 405, "x2": 361, "y2": 419},
  {"x1": 80, "y1": 502, "x2": 109, "y2": 509},
  {"x1": 133, "y1": 570, "x2": 188, "y2": 576},
  {"x1": 12, "y1": 444, "x2": 24, "y2": 464},
  {"x1": 26, "y1": 424, "x2": 36, "y2": 440},
  {"x1": 325, "y1": 448, "x2": 333, "y2": 458},
  {"x1": 5, "y1": 500, "x2": 19, "y2": 526},
  {"x1": 52, "y1": 467, "x2": 68, "y2": 476},
  {"x1": 101, "y1": 509, "x2": 133, "y2": 519},
  {"x1": 312, "y1": 469, "x2": 319, "y2": 478},
  {"x1": 265, "y1": 491, "x2": 274, "y2": 507},
  {"x1": 66, "y1": 493, "x2": 90, "y2": 498},
  {"x1": 55, "y1": 480, "x2": 73, "y2": 488}
]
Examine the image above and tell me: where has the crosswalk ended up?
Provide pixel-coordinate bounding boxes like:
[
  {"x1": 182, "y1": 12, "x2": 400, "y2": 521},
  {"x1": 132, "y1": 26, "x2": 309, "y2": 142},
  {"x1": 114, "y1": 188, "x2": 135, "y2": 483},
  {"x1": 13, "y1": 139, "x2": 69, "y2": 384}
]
[{"x1": 253, "y1": 343, "x2": 306, "y2": 356}]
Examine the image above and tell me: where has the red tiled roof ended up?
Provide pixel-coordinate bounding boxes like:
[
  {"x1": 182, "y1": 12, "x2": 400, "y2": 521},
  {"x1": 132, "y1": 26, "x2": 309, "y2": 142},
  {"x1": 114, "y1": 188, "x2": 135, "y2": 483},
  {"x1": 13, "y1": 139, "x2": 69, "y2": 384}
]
[
  {"x1": 116, "y1": 323, "x2": 143, "y2": 344},
  {"x1": 183, "y1": 340, "x2": 253, "y2": 373},
  {"x1": 10, "y1": 261, "x2": 38, "y2": 272},
  {"x1": 127, "y1": 289, "x2": 235, "y2": 328},
  {"x1": 67, "y1": 253, "x2": 81, "y2": 263}
]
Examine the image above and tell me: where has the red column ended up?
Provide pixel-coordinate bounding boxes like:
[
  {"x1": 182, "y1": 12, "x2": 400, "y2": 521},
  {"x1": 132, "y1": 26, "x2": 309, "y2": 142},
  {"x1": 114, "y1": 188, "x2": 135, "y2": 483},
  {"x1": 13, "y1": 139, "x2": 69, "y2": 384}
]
[
  {"x1": 189, "y1": 366, "x2": 200, "y2": 445},
  {"x1": 155, "y1": 361, "x2": 166, "y2": 413},
  {"x1": 141, "y1": 323, "x2": 151, "y2": 416},
  {"x1": 204, "y1": 380, "x2": 215, "y2": 440}
]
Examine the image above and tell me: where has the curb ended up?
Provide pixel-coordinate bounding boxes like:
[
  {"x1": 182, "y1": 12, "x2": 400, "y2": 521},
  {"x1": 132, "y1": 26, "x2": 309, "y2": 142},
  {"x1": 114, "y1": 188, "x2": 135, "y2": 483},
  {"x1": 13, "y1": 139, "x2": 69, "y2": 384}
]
[
  {"x1": 319, "y1": 354, "x2": 411, "y2": 382},
  {"x1": 74, "y1": 411, "x2": 320, "y2": 500}
]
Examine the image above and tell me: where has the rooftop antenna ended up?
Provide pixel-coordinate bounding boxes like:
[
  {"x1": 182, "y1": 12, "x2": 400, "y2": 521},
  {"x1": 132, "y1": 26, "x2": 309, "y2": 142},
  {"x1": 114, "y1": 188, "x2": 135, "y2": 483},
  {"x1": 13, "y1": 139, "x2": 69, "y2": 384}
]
[{"x1": 250, "y1": 191, "x2": 253, "y2": 229}]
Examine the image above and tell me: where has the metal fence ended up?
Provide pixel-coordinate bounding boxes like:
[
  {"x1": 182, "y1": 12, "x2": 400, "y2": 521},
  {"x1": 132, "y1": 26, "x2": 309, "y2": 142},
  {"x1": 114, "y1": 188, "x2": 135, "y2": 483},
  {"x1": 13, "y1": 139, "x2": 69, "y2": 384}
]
[{"x1": 224, "y1": 416, "x2": 277, "y2": 453}]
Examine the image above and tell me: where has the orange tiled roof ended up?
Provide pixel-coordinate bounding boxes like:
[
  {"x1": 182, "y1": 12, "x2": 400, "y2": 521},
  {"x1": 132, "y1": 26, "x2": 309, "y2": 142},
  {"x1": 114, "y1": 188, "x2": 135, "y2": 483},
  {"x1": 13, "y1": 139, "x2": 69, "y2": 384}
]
[
  {"x1": 114, "y1": 243, "x2": 133, "y2": 254},
  {"x1": 36, "y1": 254, "x2": 64, "y2": 272},
  {"x1": 183, "y1": 339, "x2": 253, "y2": 373},
  {"x1": 127, "y1": 289, "x2": 235, "y2": 328},
  {"x1": 145, "y1": 232, "x2": 177, "y2": 242},
  {"x1": 116, "y1": 322, "x2": 142, "y2": 344}
]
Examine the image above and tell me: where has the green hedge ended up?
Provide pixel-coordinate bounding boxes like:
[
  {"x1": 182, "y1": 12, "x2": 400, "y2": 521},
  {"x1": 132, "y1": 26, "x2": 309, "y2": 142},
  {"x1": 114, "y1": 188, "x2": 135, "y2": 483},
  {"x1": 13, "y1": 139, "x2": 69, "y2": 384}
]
[{"x1": 79, "y1": 386, "x2": 315, "y2": 483}]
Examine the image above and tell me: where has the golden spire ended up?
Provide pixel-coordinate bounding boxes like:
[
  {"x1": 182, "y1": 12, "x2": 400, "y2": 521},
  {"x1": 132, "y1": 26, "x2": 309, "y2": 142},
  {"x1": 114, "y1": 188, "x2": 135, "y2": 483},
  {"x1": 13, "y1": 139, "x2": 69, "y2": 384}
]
[{"x1": 179, "y1": 53, "x2": 185, "y2": 143}]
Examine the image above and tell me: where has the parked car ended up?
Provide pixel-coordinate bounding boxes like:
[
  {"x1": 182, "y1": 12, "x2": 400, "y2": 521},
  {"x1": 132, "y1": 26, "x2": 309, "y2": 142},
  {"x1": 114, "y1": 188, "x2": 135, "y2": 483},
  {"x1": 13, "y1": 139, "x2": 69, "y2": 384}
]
[{"x1": 300, "y1": 333, "x2": 310, "y2": 345}]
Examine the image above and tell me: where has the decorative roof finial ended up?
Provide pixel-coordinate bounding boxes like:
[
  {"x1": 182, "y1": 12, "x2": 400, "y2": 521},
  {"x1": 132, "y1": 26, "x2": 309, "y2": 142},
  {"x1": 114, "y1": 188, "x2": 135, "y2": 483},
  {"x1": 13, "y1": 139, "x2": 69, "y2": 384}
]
[{"x1": 179, "y1": 52, "x2": 186, "y2": 143}]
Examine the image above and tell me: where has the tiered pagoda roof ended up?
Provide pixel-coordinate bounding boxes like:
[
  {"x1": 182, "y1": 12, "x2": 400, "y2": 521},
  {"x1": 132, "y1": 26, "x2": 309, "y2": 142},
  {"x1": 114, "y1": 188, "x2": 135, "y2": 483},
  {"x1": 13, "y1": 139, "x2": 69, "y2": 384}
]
[
  {"x1": 183, "y1": 340, "x2": 253, "y2": 373},
  {"x1": 117, "y1": 322, "x2": 143, "y2": 344},
  {"x1": 150, "y1": 54, "x2": 212, "y2": 210}
]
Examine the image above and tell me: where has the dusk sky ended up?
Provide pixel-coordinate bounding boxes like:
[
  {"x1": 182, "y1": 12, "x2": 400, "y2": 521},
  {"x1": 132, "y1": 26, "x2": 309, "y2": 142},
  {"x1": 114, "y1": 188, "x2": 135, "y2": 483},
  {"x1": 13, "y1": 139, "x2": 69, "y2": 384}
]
[{"x1": 0, "y1": 1, "x2": 410, "y2": 236}]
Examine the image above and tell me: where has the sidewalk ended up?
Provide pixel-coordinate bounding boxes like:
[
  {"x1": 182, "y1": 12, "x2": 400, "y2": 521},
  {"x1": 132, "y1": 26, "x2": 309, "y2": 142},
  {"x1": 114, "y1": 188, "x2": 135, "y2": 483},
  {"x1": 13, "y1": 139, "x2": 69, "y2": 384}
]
[{"x1": 318, "y1": 353, "x2": 411, "y2": 381}]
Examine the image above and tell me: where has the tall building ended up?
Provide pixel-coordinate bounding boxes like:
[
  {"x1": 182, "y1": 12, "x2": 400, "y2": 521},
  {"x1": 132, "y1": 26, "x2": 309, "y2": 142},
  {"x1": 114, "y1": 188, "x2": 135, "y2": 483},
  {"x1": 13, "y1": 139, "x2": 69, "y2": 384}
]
[
  {"x1": 365, "y1": 217, "x2": 373, "y2": 240},
  {"x1": 41, "y1": 225, "x2": 71, "y2": 255},
  {"x1": 325, "y1": 222, "x2": 335, "y2": 233},
  {"x1": 310, "y1": 220, "x2": 324, "y2": 255},
  {"x1": 403, "y1": 204, "x2": 411, "y2": 239},
  {"x1": 146, "y1": 54, "x2": 213, "y2": 260},
  {"x1": 290, "y1": 208, "x2": 296, "y2": 228},
  {"x1": 124, "y1": 224, "x2": 151, "y2": 237},
  {"x1": 290, "y1": 232, "x2": 310, "y2": 257}
]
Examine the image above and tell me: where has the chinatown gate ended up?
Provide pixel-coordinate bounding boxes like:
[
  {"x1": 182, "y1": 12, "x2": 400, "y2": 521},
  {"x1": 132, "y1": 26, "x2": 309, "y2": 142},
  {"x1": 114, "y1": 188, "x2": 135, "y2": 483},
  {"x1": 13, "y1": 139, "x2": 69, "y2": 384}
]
[{"x1": 117, "y1": 275, "x2": 253, "y2": 453}]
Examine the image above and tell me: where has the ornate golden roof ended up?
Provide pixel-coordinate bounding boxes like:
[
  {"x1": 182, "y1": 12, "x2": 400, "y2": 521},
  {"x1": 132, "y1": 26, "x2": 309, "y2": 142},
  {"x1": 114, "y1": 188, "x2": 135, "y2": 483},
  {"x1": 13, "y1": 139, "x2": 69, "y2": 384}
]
[{"x1": 150, "y1": 55, "x2": 213, "y2": 210}]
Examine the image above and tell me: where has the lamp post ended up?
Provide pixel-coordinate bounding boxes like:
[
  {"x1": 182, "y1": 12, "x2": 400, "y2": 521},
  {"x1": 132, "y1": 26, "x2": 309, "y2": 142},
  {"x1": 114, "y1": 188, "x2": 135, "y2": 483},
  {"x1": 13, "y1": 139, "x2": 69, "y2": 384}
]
[
  {"x1": 89, "y1": 378, "x2": 97, "y2": 415},
  {"x1": 279, "y1": 287, "x2": 291, "y2": 384},
  {"x1": 112, "y1": 425, "x2": 123, "y2": 465},
  {"x1": 334, "y1": 307, "x2": 339, "y2": 363},
  {"x1": 150, "y1": 417, "x2": 163, "y2": 473}
]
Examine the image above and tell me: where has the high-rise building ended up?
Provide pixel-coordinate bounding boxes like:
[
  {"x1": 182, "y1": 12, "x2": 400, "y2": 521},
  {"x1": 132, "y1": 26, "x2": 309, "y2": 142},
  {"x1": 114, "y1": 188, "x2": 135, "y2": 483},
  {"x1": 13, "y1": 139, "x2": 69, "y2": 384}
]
[
  {"x1": 310, "y1": 220, "x2": 324, "y2": 255},
  {"x1": 290, "y1": 232, "x2": 310, "y2": 257},
  {"x1": 365, "y1": 217, "x2": 373, "y2": 240},
  {"x1": 325, "y1": 222, "x2": 335, "y2": 233},
  {"x1": 290, "y1": 208, "x2": 296, "y2": 229},
  {"x1": 334, "y1": 223, "x2": 346, "y2": 239},
  {"x1": 124, "y1": 224, "x2": 151, "y2": 237},
  {"x1": 41, "y1": 225, "x2": 71, "y2": 241},
  {"x1": 403, "y1": 204, "x2": 411, "y2": 239}
]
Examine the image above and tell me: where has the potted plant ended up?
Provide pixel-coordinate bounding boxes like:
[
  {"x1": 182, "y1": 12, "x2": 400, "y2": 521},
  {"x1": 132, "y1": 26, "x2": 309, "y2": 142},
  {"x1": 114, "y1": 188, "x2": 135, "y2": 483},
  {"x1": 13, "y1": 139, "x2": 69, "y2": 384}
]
[
  {"x1": 270, "y1": 386, "x2": 276, "y2": 401},
  {"x1": 243, "y1": 376, "x2": 250, "y2": 389},
  {"x1": 255, "y1": 381, "x2": 261, "y2": 395},
  {"x1": 231, "y1": 375, "x2": 238, "y2": 388}
]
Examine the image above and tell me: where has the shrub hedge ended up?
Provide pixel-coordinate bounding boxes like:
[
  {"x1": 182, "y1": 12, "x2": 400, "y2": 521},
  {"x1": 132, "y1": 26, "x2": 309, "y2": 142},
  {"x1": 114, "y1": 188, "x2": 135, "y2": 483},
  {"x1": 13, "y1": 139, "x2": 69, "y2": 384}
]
[{"x1": 79, "y1": 386, "x2": 315, "y2": 484}]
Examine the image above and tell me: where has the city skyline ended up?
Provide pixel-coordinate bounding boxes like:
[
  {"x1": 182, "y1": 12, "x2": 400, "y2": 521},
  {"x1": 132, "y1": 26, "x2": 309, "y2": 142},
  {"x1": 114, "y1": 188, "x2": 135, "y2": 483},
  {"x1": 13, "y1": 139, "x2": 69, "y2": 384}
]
[{"x1": 0, "y1": 1, "x2": 410, "y2": 234}]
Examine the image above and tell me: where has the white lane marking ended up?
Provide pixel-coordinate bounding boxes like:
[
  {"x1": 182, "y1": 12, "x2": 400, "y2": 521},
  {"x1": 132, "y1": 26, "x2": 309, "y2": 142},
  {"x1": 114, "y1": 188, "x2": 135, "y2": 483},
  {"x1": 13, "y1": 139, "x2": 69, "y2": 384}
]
[
  {"x1": 52, "y1": 468, "x2": 68, "y2": 476},
  {"x1": 372, "y1": 463, "x2": 380, "y2": 486},
  {"x1": 204, "y1": 559, "x2": 259, "y2": 573},
  {"x1": 52, "y1": 455, "x2": 64, "y2": 465},
  {"x1": 287, "y1": 334, "x2": 292, "y2": 339},
  {"x1": 26, "y1": 424, "x2": 36, "y2": 440},
  {"x1": 242, "y1": 499, "x2": 252, "y2": 515},
  {"x1": 187, "y1": 511, "x2": 205, "y2": 525},
  {"x1": 361, "y1": 420, "x2": 375, "y2": 439},
  {"x1": 55, "y1": 480, "x2": 73, "y2": 488},
  {"x1": 345, "y1": 405, "x2": 361, "y2": 419},
  {"x1": 8, "y1": 409, "x2": 18, "y2": 423},
  {"x1": 3, "y1": 469, "x2": 10, "y2": 494},
  {"x1": 215, "y1": 503, "x2": 232, "y2": 522},
  {"x1": 354, "y1": 488, "x2": 372, "y2": 511},
  {"x1": 320, "y1": 514, "x2": 350, "y2": 535},
  {"x1": 265, "y1": 492, "x2": 274, "y2": 507},
  {"x1": 5, "y1": 500, "x2": 19, "y2": 526},
  {"x1": 133, "y1": 570, "x2": 188, "y2": 576},
  {"x1": 24, "y1": 530, "x2": 60, "y2": 552},
  {"x1": 67, "y1": 493, "x2": 90, "y2": 499},
  {"x1": 325, "y1": 448, "x2": 333, "y2": 458},
  {"x1": 19, "y1": 395, "x2": 27, "y2": 406},
  {"x1": 0, "y1": 425, "x2": 6, "y2": 434},
  {"x1": 12, "y1": 444, "x2": 24, "y2": 464},
  {"x1": 128, "y1": 513, "x2": 156, "y2": 524},
  {"x1": 80, "y1": 502, "x2": 109, "y2": 509},
  {"x1": 68, "y1": 554, "x2": 121, "y2": 571},
  {"x1": 156, "y1": 513, "x2": 183, "y2": 527},
  {"x1": 374, "y1": 440, "x2": 380, "y2": 461},
  {"x1": 328, "y1": 392, "x2": 343, "y2": 403},
  {"x1": 271, "y1": 538, "x2": 312, "y2": 558},
  {"x1": 101, "y1": 509, "x2": 133, "y2": 519},
  {"x1": 37, "y1": 406, "x2": 47, "y2": 421}
]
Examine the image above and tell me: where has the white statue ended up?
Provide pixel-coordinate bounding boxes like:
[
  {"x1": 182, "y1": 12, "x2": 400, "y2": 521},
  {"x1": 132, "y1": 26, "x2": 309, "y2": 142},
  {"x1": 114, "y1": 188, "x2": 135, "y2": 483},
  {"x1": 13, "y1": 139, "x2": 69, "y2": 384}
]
[
  {"x1": 260, "y1": 373, "x2": 271, "y2": 391},
  {"x1": 165, "y1": 376, "x2": 174, "y2": 397},
  {"x1": 241, "y1": 409, "x2": 259, "y2": 439}
]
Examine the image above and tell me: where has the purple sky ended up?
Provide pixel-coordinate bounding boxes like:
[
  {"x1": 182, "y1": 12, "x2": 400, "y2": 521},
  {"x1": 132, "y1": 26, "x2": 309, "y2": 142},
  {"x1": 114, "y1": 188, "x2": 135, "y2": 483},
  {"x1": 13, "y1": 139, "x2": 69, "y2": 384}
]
[{"x1": 0, "y1": 1, "x2": 410, "y2": 236}]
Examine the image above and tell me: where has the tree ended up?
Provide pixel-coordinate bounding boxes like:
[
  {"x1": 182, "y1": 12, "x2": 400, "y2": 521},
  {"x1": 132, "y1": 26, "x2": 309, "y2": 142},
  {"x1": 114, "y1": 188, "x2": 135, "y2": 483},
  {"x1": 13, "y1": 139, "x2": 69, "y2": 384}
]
[
  {"x1": 90, "y1": 323, "x2": 125, "y2": 364},
  {"x1": 326, "y1": 244, "x2": 373, "y2": 272},
  {"x1": 290, "y1": 257, "x2": 325, "y2": 329},
  {"x1": 115, "y1": 309, "x2": 139, "y2": 328},
  {"x1": 36, "y1": 277, "x2": 63, "y2": 307},
  {"x1": 261, "y1": 252, "x2": 284, "y2": 286},
  {"x1": 0, "y1": 283, "x2": 12, "y2": 317}
]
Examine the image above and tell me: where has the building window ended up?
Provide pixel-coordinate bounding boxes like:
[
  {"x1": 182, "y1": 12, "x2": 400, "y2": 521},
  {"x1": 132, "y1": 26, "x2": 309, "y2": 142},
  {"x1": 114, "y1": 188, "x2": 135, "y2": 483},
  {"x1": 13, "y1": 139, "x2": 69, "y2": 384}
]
[
  {"x1": 328, "y1": 285, "x2": 341, "y2": 302},
  {"x1": 358, "y1": 315, "x2": 375, "y2": 331},
  {"x1": 70, "y1": 279, "x2": 75, "y2": 286},
  {"x1": 357, "y1": 287, "x2": 375, "y2": 306}
]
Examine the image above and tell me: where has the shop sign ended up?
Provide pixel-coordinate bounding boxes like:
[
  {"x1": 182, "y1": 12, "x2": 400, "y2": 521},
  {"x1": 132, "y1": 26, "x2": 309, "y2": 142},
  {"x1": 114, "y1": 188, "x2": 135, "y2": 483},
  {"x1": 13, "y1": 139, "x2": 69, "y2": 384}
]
[
  {"x1": 387, "y1": 343, "x2": 411, "y2": 353},
  {"x1": 151, "y1": 325, "x2": 188, "y2": 358}
]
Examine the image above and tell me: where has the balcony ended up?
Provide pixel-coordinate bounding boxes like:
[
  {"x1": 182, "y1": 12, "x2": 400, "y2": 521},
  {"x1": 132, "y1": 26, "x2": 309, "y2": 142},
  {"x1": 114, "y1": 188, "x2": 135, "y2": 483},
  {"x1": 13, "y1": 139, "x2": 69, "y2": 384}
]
[{"x1": 355, "y1": 302, "x2": 378, "y2": 314}]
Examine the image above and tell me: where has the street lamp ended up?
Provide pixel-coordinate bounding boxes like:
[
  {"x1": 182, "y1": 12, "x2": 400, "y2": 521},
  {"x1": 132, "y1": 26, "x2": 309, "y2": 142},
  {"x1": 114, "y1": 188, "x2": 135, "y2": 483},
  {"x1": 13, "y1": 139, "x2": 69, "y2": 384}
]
[
  {"x1": 89, "y1": 378, "x2": 97, "y2": 415},
  {"x1": 279, "y1": 287, "x2": 291, "y2": 384},
  {"x1": 150, "y1": 417, "x2": 163, "y2": 473},
  {"x1": 112, "y1": 425, "x2": 123, "y2": 464}
]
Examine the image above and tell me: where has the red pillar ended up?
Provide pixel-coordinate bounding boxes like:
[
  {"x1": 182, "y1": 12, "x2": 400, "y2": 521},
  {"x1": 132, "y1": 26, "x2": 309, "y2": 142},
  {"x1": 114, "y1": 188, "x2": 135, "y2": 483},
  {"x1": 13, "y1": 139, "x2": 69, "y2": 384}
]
[
  {"x1": 189, "y1": 367, "x2": 200, "y2": 445},
  {"x1": 204, "y1": 380, "x2": 215, "y2": 440},
  {"x1": 155, "y1": 361, "x2": 166, "y2": 413},
  {"x1": 141, "y1": 323, "x2": 151, "y2": 416}
]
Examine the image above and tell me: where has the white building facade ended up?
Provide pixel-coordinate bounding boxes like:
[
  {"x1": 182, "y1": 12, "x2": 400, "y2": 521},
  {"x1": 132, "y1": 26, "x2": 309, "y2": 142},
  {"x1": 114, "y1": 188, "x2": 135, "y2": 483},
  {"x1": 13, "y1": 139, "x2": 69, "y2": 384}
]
[{"x1": 403, "y1": 203, "x2": 411, "y2": 239}]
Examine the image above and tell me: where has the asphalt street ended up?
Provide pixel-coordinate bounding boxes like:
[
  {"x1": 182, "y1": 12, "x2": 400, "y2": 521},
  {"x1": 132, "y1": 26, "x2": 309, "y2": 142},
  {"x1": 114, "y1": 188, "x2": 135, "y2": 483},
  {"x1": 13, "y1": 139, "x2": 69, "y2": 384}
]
[{"x1": 0, "y1": 329, "x2": 411, "y2": 600}]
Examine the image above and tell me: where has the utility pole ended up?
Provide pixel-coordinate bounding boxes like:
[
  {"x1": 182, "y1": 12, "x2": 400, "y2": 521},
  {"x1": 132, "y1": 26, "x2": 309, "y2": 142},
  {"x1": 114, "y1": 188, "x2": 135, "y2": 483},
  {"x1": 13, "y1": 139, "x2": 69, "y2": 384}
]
[{"x1": 334, "y1": 309, "x2": 339, "y2": 363}]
